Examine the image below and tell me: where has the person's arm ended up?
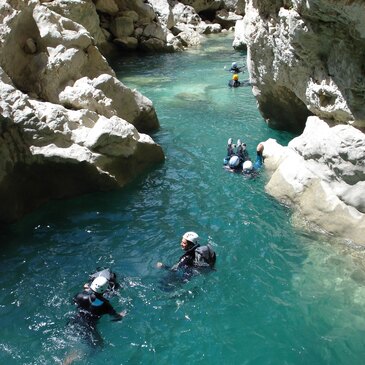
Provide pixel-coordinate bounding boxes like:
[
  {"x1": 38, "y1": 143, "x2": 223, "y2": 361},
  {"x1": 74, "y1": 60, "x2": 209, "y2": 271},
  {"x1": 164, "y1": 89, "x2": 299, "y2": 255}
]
[{"x1": 106, "y1": 301, "x2": 127, "y2": 321}]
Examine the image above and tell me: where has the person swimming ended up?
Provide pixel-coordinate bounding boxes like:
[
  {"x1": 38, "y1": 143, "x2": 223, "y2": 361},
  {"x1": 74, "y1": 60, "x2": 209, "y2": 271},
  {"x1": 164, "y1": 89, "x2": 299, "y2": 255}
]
[
  {"x1": 228, "y1": 61, "x2": 244, "y2": 73},
  {"x1": 68, "y1": 276, "x2": 126, "y2": 349},
  {"x1": 228, "y1": 73, "x2": 241, "y2": 87},
  {"x1": 156, "y1": 232, "x2": 216, "y2": 290}
]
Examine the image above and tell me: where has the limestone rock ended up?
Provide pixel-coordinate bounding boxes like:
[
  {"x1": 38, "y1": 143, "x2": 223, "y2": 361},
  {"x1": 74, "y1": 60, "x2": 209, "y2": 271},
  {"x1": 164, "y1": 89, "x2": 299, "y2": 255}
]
[
  {"x1": 179, "y1": 0, "x2": 223, "y2": 13},
  {"x1": 215, "y1": 9, "x2": 242, "y2": 29},
  {"x1": 264, "y1": 117, "x2": 365, "y2": 245},
  {"x1": 242, "y1": 0, "x2": 365, "y2": 131},
  {"x1": 0, "y1": 0, "x2": 164, "y2": 223},
  {"x1": 44, "y1": 0, "x2": 108, "y2": 47},
  {"x1": 58, "y1": 74, "x2": 160, "y2": 132}
]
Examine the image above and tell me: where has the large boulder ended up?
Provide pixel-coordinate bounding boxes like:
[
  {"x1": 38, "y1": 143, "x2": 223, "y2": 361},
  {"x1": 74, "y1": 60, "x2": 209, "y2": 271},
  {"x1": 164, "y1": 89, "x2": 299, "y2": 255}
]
[
  {"x1": 0, "y1": 0, "x2": 164, "y2": 223},
  {"x1": 264, "y1": 117, "x2": 365, "y2": 245}
]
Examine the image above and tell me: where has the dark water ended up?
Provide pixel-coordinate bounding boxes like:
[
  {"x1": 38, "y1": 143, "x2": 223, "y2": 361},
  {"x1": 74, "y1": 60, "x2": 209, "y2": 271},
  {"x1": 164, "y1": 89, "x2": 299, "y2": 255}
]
[{"x1": 1, "y1": 34, "x2": 365, "y2": 365}]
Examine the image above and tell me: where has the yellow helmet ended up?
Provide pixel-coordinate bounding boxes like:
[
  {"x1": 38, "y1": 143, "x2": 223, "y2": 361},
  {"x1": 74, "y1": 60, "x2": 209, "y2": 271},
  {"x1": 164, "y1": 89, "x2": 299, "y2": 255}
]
[{"x1": 233, "y1": 74, "x2": 239, "y2": 81}]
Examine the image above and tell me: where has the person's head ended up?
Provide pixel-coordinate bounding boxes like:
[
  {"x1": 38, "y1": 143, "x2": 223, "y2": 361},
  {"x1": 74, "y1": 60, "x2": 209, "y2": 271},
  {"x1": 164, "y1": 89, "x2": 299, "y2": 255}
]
[
  {"x1": 228, "y1": 155, "x2": 240, "y2": 169},
  {"x1": 242, "y1": 160, "x2": 253, "y2": 172},
  {"x1": 232, "y1": 62, "x2": 237, "y2": 68},
  {"x1": 90, "y1": 276, "x2": 108, "y2": 294},
  {"x1": 233, "y1": 74, "x2": 239, "y2": 81},
  {"x1": 181, "y1": 231, "x2": 199, "y2": 250}
]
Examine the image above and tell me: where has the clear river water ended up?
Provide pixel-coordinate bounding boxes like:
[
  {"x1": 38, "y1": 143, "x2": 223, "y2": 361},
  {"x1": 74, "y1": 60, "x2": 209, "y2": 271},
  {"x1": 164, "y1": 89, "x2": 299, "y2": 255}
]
[{"x1": 1, "y1": 34, "x2": 365, "y2": 365}]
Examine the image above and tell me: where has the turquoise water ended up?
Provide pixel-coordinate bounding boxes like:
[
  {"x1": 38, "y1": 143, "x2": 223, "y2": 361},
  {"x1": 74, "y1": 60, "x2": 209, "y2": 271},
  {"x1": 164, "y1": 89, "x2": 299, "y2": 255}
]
[{"x1": 2, "y1": 34, "x2": 365, "y2": 365}]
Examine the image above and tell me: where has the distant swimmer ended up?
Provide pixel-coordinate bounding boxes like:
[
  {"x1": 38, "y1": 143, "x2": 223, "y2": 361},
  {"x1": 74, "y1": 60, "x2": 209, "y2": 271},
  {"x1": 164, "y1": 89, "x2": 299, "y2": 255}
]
[
  {"x1": 228, "y1": 73, "x2": 251, "y2": 88},
  {"x1": 224, "y1": 139, "x2": 250, "y2": 172},
  {"x1": 228, "y1": 73, "x2": 241, "y2": 88},
  {"x1": 242, "y1": 143, "x2": 265, "y2": 177},
  {"x1": 226, "y1": 61, "x2": 244, "y2": 73}
]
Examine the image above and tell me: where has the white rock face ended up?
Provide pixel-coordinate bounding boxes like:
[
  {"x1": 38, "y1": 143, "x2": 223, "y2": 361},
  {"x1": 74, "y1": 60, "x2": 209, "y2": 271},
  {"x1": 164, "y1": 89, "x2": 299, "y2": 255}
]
[
  {"x1": 238, "y1": 1, "x2": 365, "y2": 245},
  {"x1": 179, "y1": 0, "x2": 223, "y2": 13},
  {"x1": 0, "y1": 0, "x2": 163, "y2": 223},
  {"x1": 264, "y1": 117, "x2": 365, "y2": 244},
  {"x1": 242, "y1": 0, "x2": 365, "y2": 131}
]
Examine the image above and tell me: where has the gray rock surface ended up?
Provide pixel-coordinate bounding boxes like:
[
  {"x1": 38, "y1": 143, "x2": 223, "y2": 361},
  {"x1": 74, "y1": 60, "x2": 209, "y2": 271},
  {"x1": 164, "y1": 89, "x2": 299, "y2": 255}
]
[{"x1": 0, "y1": 0, "x2": 164, "y2": 223}]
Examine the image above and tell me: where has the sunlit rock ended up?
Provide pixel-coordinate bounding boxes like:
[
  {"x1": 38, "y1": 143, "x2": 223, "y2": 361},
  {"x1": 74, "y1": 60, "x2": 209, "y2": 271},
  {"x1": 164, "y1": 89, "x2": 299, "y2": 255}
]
[
  {"x1": 264, "y1": 117, "x2": 365, "y2": 245},
  {"x1": 243, "y1": 0, "x2": 365, "y2": 131},
  {"x1": 0, "y1": 0, "x2": 164, "y2": 223}
]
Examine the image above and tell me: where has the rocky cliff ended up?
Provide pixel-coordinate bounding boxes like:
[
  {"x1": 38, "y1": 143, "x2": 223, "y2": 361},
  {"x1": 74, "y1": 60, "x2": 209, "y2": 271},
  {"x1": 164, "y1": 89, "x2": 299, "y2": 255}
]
[
  {"x1": 0, "y1": 0, "x2": 164, "y2": 223},
  {"x1": 237, "y1": 0, "x2": 365, "y2": 244}
]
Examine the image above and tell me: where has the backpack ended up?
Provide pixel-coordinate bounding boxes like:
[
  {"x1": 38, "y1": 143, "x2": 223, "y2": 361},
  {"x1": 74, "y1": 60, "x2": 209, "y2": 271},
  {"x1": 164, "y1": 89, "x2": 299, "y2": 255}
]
[{"x1": 194, "y1": 244, "x2": 216, "y2": 267}]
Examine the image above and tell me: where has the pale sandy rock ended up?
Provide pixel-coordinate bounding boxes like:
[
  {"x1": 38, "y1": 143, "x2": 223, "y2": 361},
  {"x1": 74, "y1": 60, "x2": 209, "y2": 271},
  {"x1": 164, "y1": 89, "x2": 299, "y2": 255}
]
[
  {"x1": 179, "y1": 0, "x2": 222, "y2": 13},
  {"x1": 232, "y1": 19, "x2": 246, "y2": 49},
  {"x1": 94, "y1": 0, "x2": 119, "y2": 15},
  {"x1": 44, "y1": 0, "x2": 107, "y2": 47},
  {"x1": 0, "y1": 0, "x2": 164, "y2": 223},
  {"x1": 139, "y1": 37, "x2": 167, "y2": 52},
  {"x1": 24, "y1": 38, "x2": 37, "y2": 54},
  {"x1": 143, "y1": 23, "x2": 166, "y2": 41},
  {"x1": 115, "y1": 0, "x2": 155, "y2": 22},
  {"x1": 113, "y1": 36, "x2": 139, "y2": 50},
  {"x1": 148, "y1": 0, "x2": 175, "y2": 29},
  {"x1": 264, "y1": 117, "x2": 365, "y2": 245},
  {"x1": 172, "y1": 3, "x2": 201, "y2": 25},
  {"x1": 174, "y1": 24, "x2": 203, "y2": 47},
  {"x1": 33, "y1": 4, "x2": 92, "y2": 49},
  {"x1": 215, "y1": 9, "x2": 242, "y2": 29},
  {"x1": 110, "y1": 16, "x2": 135, "y2": 38},
  {"x1": 121, "y1": 10, "x2": 139, "y2": 22},
  {"x1": 197, "y1": 21, "x2": 221, "y2": 34},
  {"x1": 59, "y1": 74, "x2": 159, "y2": 132}
]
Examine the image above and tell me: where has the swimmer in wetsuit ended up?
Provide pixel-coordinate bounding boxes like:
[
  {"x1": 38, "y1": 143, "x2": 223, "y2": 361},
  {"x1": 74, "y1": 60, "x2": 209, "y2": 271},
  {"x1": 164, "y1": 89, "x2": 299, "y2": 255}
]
[{"x1": 70, "y1": 276, "x2": 126, "y2": 347}]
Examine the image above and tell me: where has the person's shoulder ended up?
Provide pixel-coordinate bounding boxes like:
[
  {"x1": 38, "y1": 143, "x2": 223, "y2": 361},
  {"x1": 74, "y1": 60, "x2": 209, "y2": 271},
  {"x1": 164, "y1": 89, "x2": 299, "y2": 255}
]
[{"x1": 74, "y1": 291, "x2": 90, "y2": 305}]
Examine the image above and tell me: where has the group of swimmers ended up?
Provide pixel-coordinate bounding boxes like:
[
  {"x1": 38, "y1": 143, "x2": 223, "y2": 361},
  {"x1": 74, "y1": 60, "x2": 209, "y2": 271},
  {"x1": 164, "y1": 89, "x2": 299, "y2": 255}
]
[
  {"x1": 224, "y1": 138, "x2": 264, "y2": 174},
  {"x1": 226, "y1": 61, "x2": 250, "y2": 88},
  {"x1": 68, "y1": 231, "x2": 216, "y2": 358}
]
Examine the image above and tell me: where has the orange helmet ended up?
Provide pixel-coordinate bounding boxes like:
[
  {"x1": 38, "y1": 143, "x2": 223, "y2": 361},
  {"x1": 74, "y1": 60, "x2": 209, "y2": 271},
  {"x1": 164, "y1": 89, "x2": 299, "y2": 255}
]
[{"x1": 233, "y1": 74, "x2": 239, "y2": 81}]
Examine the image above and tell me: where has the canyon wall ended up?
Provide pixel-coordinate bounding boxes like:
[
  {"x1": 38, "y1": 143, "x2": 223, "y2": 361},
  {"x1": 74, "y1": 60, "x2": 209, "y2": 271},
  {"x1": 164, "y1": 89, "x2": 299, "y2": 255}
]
[
  {"x1": 237, "y1": 0, "x2": 365, "y2": 244},
  {"x1": 0, "y1": 0, "x2": 164, "y2": 223}
]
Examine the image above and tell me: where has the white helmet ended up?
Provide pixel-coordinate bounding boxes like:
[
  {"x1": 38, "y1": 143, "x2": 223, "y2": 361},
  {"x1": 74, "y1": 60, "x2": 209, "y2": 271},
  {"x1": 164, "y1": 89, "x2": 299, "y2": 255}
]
[
  {"x1": 242, "y1": 160, "x2": 253, "y2": 170},
  {"x1": 90, "y1": 276, "x2": 108, "y2": 294},
  {"x1": 232, "y1": 62, "x2": 237, "y2": 67},
  {"x1": 228, "y1": 155, "x2": 240, "y2": 168},
  {"x1": 182, "y1": 231, "x2": 199, "y2": 245}
]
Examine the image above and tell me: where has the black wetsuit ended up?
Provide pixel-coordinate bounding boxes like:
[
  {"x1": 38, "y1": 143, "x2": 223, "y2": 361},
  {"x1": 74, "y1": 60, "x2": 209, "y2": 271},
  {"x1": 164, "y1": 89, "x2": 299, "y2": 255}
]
[
  {"x1": 74, "y1": 291, "x2": 118, "y2": 320},
  {"x1": 171, "y1": 244, "x2": 200, "y2": 270},
  {"x1": 228, "y1": 80, "x2": 241, "y2": 88},
  {"x1": 229, "y1": 66, "x2": 243, "y2": 73},
  {"x1": 69, "y1": 291, "x2": 120, "y2": 347}
]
